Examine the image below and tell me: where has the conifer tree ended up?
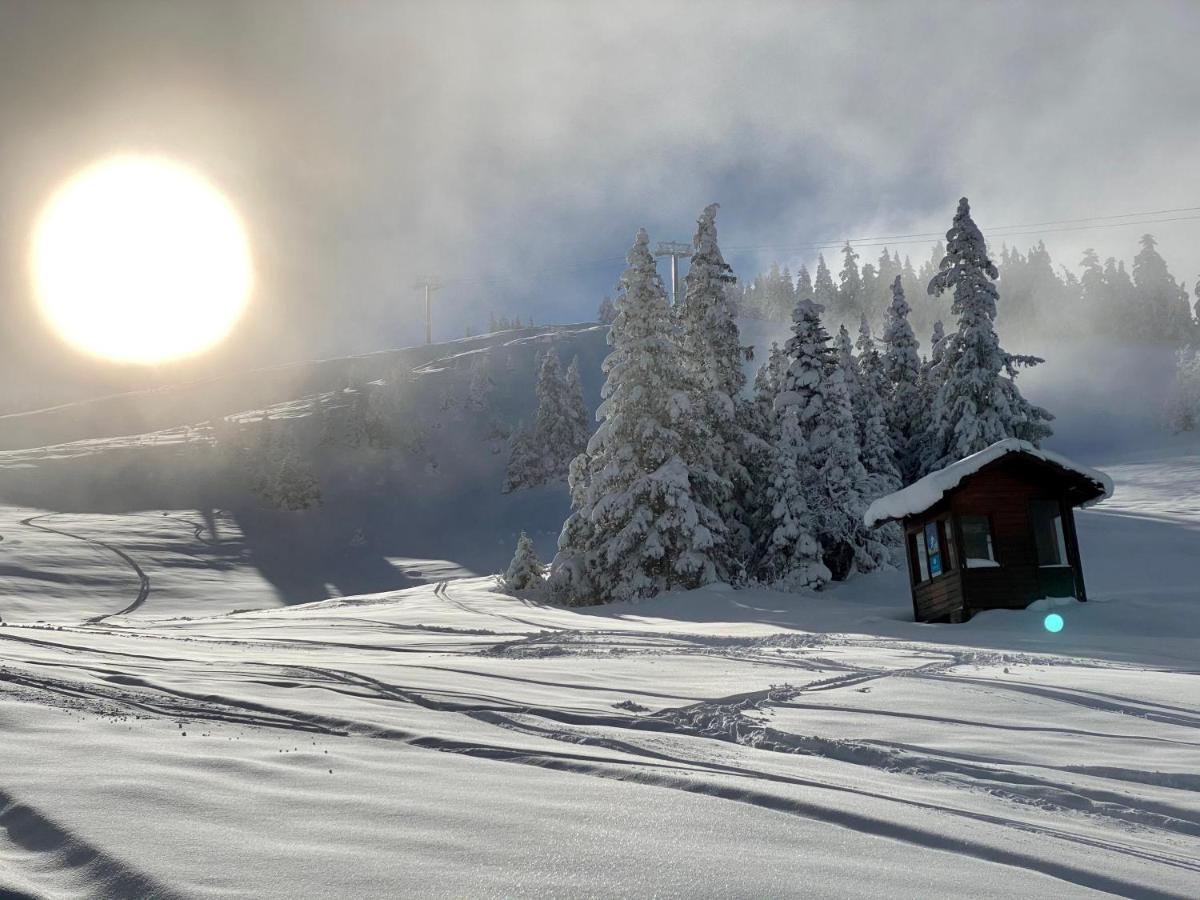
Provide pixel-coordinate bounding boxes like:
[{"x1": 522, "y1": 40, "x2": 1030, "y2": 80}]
[
  {"x1": 928, "y1": 319, "x2": 947, "y2": 368},
  {"x1": 836, "y1": 242, "x2": 862, "y2": 322},
  {"x1": 745, "y1": 341, "x2": 786, "y2": 552},
  {"x1": 752, "y1": 342, "x2": 788, "y2": 438},
  {"x1": 859, "y1": 262, "x2": 878, "y2": 323},
  {"x1": 273, "y1": 448, "x2": 323, "y2": 511},
  {"x1": 597, "y1": 295, "x2": 617, "y2": 325},
  {"x1": 504, "y1": 349, "x2": 592, "y2": 493},
  {"x1": 563, "y1": 356, "x2": 591, "y2": 459},
  {"x1": 777, "y1": 267, "x2": 796, "y2": 322},
  {"x1": 881, "y1": 276, "x2": 924, "y2": 482},
  {"x1": 770, "y1": 299, "x2": 886, "y2": 580},
  {"x1": 502, "y1": 422, "x2": 540, "y2": 493},
  {"x1": 852, "y1": 316, "x2": 902, "y2": 496},
  {"x1": 755, "y1": 301, "x2": 828, "y2": 590},
  {"x1": 1132, "y1": 234, "x2": 1194, "y2": 341},
  {"x1": 1103, "y1": 257, "x2": 1134, "y2": 338},
  {"x1": 549, "y1": 229, "x2": 723, "y2": 604},
  {"x1": 466, "y1": 354, "x2": 494, "y2": 412},
  {"x1": 921, "y1": 198, "x2": 1053, "y2": 473},
  {"x1": 795, "y1": 264, "x2": 814, "y2": 300},
  {"x1": 533, "y1": 350, "x2": 573, "y2": 459},
  {"x1": 502, "y1": 532, "x2": 546, "y2": 592},
  {"x1": 813, "y1": 254, "x2": 837, "y2": 311},
  {"x1": 674, "y1": 204, "x2": 757, "y2": 575},
  {"x1": 1079, "y1": 249, "x2": 1102, "y2": 299},
  {"x1": 834, "y1": 324, "x2": 858, "y2": 403}
]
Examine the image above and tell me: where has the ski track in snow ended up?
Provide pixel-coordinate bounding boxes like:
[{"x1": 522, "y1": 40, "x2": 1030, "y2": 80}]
[
  {"x1": 1, "y1": 571, "x2": 1198, "y2": 898},
  {"x1": 18, "y1": 513, "x2": 151, "y2": 624}
]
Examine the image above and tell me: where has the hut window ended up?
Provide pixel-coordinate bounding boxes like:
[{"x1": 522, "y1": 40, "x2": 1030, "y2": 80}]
[
  {"x1": 924, "y1": 522, "x2": 945, "y2": 577},
  {"x1": 910, "y1": 531, "x2": 930, "y2": 583},
  {"x1": 960, "y1": 515, "x2": 997, "y2": 567},
  {"x1": 1031, "y1": 499, "x2": 1069, "y2": 567}
]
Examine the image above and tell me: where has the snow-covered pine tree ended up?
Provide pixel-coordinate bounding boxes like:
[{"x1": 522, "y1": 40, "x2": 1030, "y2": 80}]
[
  {"x1": 547, "y1": 450, "x2": 595, "y2": 603},
  {"x1": 533, "y1": 349, "x2": 576, "y2": 467},
  {"x1": 881, "y1": 275, "x2": 924, "y2": 482},
  {"x1": 1079, "y1": 249, "x2": 1103, "y2": 307},
  {"x1": 502, "y1": 421, "x2": 541, "y2": 493},
  {"x1": 860, "y1": 262, "x2": 878, "y2": 324},
  {"x1": 744, "y1": 340, "x2": 788, "y2": 557},
  {"x1": 548, "y1": 229, "x2": 723, "y2": 604},
  {"x1": 921, "y1": 198, "x2": 1053, "y2": 474},
  {"x1": 795, "y1": 264, "x2": 814, "y2": 300},
  {"x1": 273, "y1": 448, "x2": 323, "y2": 511},
  {"x1": 928, "y1": 320, "x2": 946, "y2": 368},
  {"x1": 875, "y1": 247, "x2": 898, "y2": 312},
  {"x1": 754, "y1": 306, "x2": 827, "y2": 590},
  {"x1": 250, "y1": 415, "x2": 278, "y2": 499},
  {"x1": 752, "y1": 342, "x2": 788, "y2": 436},
  {"x1": 1132, "y1": 234, "x2": 1194, "y2": 342},
  {"x1": 813, "y1": 254, "x2": 837, "y2": 312},
  {"x1": 1166, "y1": 347, "x2": 1200, "y2": 432},
  {"x1": 836, "y1": 242, "x2": 862, "y2": 322},
  {"x1": 834, "y1": 324, "x2": 858, "y2": 404},
  {"x1": 254, "y1": 422, "x2": 321, "y2": 511},
  {"x1": 466, "y1": 354, "x2": 494, "y2": 412},
  {"x1": 775, "y1": 267, "x2": 796, "y2": 322},
  {"x1": 504, "y1": 349, "x2": 591, "y2": 492},
  {"x1": 597, "y1": 295, "x2": 616, "y2": 324},
  {"x1": 337, "y1": 389, "x2": 372, "y2": 449},
  {"x1": 769, "y1": 298, "x2": 886, "y2": 581},
  {"x1": 563, "y1": 356, "x2": 591, "y2": 459},
  {"x1": 1103, "y1": 258, "x2": 1134, "y2": 340},
  {"x1": 853, "y1": 318, "x2": 898, "y2": 478},
  {"x1": 852, "y1": 316, "x2": 904, "y2": 559},
  {"x1": 502, "y1": 532, "x2": 546, "y2": 592},
  {"x1": 674, "y1": 203, "x2": 757, "y2": 576}
]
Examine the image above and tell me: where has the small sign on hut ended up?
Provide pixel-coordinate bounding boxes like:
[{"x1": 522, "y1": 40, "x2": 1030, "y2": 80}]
[{"x1": 864, "y1": 439, "x2": 1113, "y2": 623}]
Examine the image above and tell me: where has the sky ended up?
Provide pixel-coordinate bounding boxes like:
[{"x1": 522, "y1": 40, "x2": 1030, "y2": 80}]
[{"x1": 2, "y1": 0, "x2": 1199, "y2": 410}]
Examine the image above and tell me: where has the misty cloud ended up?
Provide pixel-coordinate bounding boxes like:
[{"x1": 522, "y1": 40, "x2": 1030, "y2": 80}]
[{"x1": 2, "y1": 0, "x2": 1198, "y2": 407}]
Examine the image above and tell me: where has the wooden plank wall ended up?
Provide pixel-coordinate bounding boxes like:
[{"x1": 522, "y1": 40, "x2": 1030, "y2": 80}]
[
  {"x1": 913, "y1": 570, "x2": 964, "y2": 621},
  {"x1": 949, "y1": 458, "x2": 1082, "y2": 613}
]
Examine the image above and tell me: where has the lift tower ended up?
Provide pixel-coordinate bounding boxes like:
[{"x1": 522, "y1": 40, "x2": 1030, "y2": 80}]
[
  {"x1": 413, "y1": 277, "x2": 442, "y2": 345},
  {"x1": 654, "y1": 241, "x2": 693, "y2": 306}
]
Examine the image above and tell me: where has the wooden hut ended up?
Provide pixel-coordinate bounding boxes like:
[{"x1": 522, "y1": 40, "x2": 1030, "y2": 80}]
[{"x1": 864, "y1": 439, "x2": 1113, "y2": 623}]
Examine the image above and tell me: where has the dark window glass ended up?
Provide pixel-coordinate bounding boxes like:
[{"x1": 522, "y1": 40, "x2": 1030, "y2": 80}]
[
  {"x1": 925, "y1": 522, "x2": 942, "y2": 577},
  {"x1": 1030, "y1": 499, "x2": 1068, "y2": 566},
  {"x1": 960, "y1": 516, "x2": 996, "y2": 567}
]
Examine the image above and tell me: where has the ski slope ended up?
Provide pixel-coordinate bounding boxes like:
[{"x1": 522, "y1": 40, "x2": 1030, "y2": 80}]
[
  {"x1": 0, "y1": 330, "x2": 1197, "y2": 897},
  {"x1": 1, "y1": 475, "x2": 1198, "y2": 897}
]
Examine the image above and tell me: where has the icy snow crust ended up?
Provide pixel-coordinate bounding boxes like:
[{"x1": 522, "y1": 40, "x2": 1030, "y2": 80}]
[{"x1": 864, "y1": 438, "x2": 1114, "y2": 528}]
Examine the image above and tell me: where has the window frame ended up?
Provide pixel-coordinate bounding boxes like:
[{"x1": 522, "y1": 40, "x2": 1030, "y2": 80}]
[
  {"x1": 910, "y1": 517, "x2": 954, "y2": 584},
  {"x1": 909, "y1": 529, "x2": 929, "y2": 584},
  {"x1": 959, "y1": 513, "x2": 998, "y2": 569},
  {"x1": 1029, "y1": 498, "x2": 1070, "y2": 568}
]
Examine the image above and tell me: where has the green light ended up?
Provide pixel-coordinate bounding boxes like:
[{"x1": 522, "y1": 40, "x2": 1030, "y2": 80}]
[{"x1": 1044, "y1": 613, "x2": 1064, "y2": 633}]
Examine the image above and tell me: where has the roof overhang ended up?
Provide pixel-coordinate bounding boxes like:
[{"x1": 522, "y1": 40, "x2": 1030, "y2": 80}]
[{"x1": 864, "y1": 439, "x2": 1113, "y2": 528}]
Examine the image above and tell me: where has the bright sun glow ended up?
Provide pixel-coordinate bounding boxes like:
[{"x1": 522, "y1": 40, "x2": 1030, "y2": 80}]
[{"x1": 31, "y1": 155, "x2": 252, "y2": 365}]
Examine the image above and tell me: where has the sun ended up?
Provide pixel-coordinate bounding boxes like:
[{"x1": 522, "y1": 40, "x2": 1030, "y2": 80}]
[{"x1": 31, "y1": 155, "x2": 253, "y2": 366}]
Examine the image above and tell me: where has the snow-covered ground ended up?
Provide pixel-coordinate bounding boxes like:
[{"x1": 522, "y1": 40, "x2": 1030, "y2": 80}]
[
  {"x1": 1, "y1": 479, "x2": 1198, "y2": 897},
  {"x1": 1, "y1": 329, "x2": 1198, "y2": 897}
]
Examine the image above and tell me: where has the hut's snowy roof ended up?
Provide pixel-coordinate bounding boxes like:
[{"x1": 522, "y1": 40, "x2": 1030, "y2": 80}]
[{"x1": 863, "y1": 439, "x2": 1114, "y2": 528}]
